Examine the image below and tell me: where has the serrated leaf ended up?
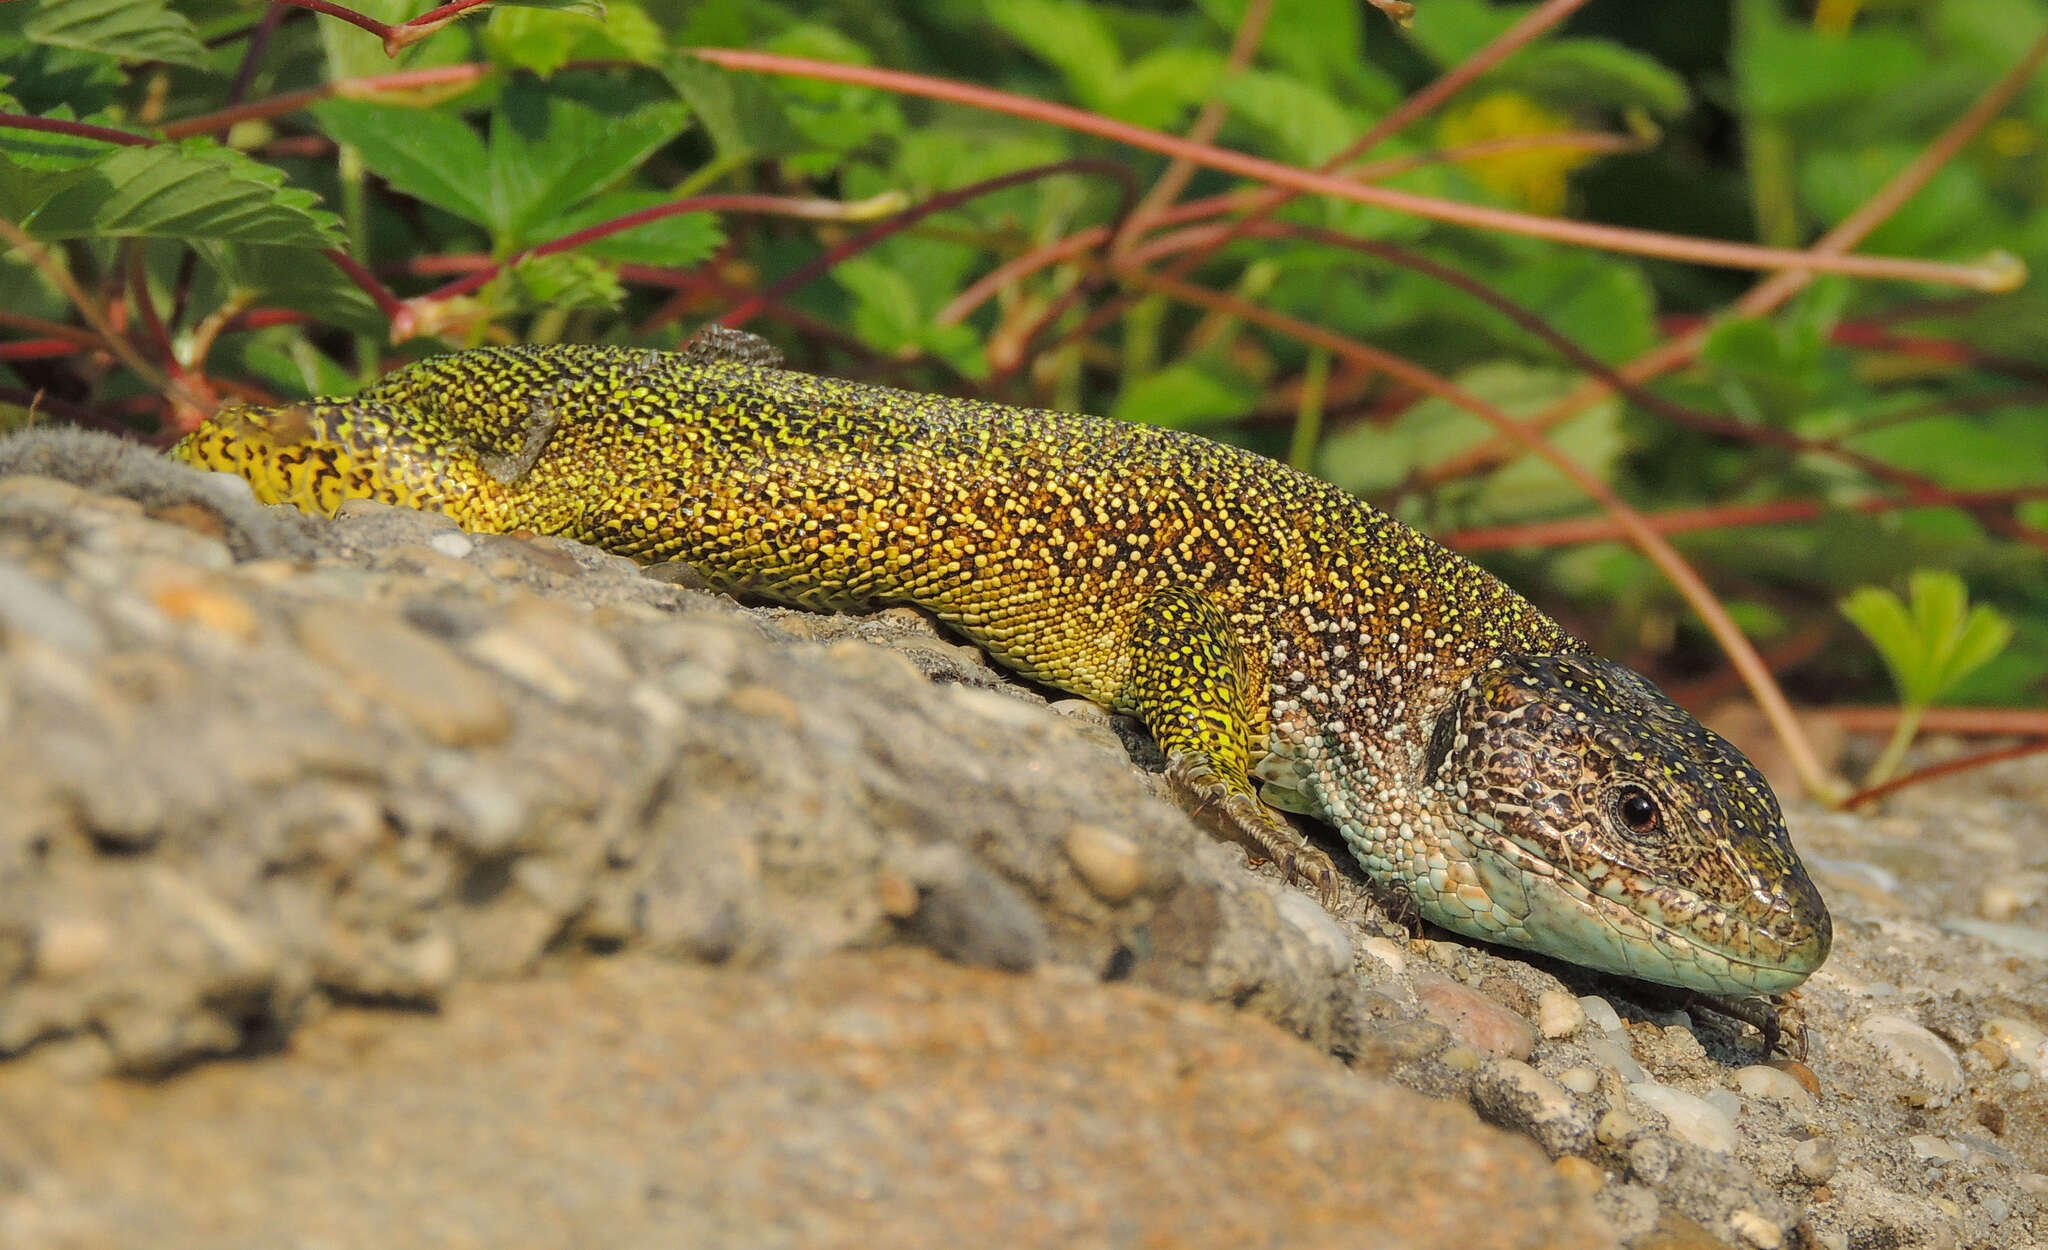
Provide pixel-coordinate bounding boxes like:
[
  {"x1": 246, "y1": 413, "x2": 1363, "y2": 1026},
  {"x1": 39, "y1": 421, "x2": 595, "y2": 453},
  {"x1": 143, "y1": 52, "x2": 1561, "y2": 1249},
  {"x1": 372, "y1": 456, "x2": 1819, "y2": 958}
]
[
  {"x1": 16, "y1": 140, "x2": 341, "y2": 248},
  {"x1": 314, "y1": 98, "x2": 494, "y2": 228},
  {"x1": 484, "y1": 2, "x2": 663, "y2": 77},
  {"x1": 542, "y1": 191, "x2": 723, "y2": 267},
  {"x1": 18, "y1": 0, "x2": 208, "y2": 69},
  {"x1": 485, "y1": 79, "x2": 691, "y2": 245}
]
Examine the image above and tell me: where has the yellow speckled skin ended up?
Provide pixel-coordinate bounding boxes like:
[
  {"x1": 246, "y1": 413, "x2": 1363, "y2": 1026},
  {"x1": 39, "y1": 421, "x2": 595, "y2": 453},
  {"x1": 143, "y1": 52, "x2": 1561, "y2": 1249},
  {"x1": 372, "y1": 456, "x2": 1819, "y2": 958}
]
[{"x1": 173, "y1": 337, "x2": 1831, "y2": 994}]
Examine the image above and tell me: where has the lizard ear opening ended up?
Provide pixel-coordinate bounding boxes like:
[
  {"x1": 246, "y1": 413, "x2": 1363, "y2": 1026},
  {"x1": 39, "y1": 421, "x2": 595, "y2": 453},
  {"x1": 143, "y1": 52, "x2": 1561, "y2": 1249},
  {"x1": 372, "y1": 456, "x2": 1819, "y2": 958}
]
[{"x1": 1424, "y1": 700, "x2": 1460, "y2": 783}]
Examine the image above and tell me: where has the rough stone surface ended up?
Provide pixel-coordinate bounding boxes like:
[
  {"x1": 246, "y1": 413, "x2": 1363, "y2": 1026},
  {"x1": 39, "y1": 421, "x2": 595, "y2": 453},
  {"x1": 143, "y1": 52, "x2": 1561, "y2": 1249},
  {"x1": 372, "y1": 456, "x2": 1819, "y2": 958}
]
[
  {"x1": 0, "y1": 434, "x2": 2045, "y2": 1250},
  {"x1": 0, "y1": 950, "x2": 1610, "y2": 1250}
]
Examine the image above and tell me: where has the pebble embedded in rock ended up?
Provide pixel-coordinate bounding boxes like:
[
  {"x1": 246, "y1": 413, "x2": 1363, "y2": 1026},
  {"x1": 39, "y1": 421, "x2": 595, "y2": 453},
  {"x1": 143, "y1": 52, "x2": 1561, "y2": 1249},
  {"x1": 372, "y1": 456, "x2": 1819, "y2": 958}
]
[
  {"x1": 1415, "y1": 979, "x2": 1538, "y2": 1060},
  {"x1": 296, "y1": 604, "x2": 510, "y2": 747},
  {"x1": 1469, "y1": 1059, "x2": 1593, "y2": 1157},
  {"x1": 1624, "y1": 1133, "x2": 1673, "y2": 1185},
  {"x1": 1857, "y1": 1014, "x2": 1965, "y2": 1107},
  {"x1": 1587, "y1": 1034, "x2": 1648, "y2": 1086},
  {"x1": 1578, "y1": 995, "x2": 1624, "y2": 1035},
  {"x1": 1553, "y1": 1155, "x2": 1604, "y2": 1196},
  {"x1": 1793, "y1": 1136, "x2": 1837, "y2": 1183},
  {"x1": 33, "y1": 917, "x2": 114, "y2": 981},
  {"x1": 1727, "y1": 1206, "x2": 1784, "y2": 1249},
  {"x1": 1733, "y1": 1064, "x2": 1816, "y2": 1109},
  {"x1": 1982, "y1": 1016, "x2": 2048, "y2": 1077},
  {"x1": 1557, "y1": 1067, "x2": 1600, "y2": 1096},
  {"x1": 1062, "y1": 824, "x2": 1146, "y2": 903},
  {"x1": 1537, "y1": 990, "x2": 1586, "y2": 1040},
  {"x1": 429, "y1": 531, "x2": 475, "y2": 559},
  {"x1": 1358, "y1": 936, "x2": 1406, "y2": 976},
  {"x1": 1275, "y1": 891, "x2": 1352, "y2": 977},
  {"x1": 1629, "y1": 1083, "x2": 1740, "y2": 1154},
  {"x1": 1908, "y1": 1135, "x2": 1964, "y2": 1164}
]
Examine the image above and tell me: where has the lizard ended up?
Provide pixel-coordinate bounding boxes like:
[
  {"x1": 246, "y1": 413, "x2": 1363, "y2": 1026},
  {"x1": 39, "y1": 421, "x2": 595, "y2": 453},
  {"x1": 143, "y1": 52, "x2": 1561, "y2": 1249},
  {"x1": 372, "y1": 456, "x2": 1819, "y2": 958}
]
[{"x1": 170, "y1": 328, "x2": 1832, "y2": 997}]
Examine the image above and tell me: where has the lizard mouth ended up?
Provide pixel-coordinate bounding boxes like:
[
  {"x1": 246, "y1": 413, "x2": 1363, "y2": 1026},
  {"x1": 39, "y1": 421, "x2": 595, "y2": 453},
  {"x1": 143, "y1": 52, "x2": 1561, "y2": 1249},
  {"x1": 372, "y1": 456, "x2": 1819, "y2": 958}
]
[{"x1": 1453, "y1": 818, "x2": 1829, "y2": 995}]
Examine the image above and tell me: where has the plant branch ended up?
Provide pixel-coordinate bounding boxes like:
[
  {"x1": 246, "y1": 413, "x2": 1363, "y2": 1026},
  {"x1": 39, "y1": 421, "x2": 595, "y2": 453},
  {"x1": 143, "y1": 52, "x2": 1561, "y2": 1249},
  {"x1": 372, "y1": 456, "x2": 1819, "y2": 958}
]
[{"x1": 689, "y1": 47, "x2": 2014, "y2": 290}]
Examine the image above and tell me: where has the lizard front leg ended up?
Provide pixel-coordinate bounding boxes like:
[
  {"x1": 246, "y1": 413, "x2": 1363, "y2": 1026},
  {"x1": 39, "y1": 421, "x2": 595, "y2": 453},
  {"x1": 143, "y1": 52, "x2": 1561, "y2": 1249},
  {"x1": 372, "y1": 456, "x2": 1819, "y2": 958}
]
[{"x1": 1126, "y1": 587, "x2": 1340, "y2": 903}]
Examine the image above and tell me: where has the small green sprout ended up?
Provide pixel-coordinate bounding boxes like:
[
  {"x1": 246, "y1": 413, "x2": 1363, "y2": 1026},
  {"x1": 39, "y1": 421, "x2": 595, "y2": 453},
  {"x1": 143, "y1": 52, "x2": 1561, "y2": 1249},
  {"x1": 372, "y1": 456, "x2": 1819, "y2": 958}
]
[{"x1": 1839, "y1": 570, "x2": 2014, "y2": 789}]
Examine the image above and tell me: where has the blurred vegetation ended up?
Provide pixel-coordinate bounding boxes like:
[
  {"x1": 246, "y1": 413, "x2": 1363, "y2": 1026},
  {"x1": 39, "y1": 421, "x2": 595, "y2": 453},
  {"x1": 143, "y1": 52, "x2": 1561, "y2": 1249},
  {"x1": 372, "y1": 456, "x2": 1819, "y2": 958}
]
[{"x1": 2, "y1": 0, "x2": 2045, "y2": 719}]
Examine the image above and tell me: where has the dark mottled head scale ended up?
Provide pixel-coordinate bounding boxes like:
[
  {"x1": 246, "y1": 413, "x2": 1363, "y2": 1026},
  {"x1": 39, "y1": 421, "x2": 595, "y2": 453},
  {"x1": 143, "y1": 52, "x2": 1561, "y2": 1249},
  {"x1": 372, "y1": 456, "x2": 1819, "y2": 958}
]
[{"x1": 1468, "y1": 652, "x2": 1831, "y2": 964}]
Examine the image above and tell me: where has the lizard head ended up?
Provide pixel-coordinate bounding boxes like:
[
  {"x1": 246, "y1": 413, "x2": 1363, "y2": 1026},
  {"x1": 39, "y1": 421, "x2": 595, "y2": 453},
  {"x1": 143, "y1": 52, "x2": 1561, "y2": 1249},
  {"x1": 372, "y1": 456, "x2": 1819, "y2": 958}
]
[{"x1": 1417, "y1": 652, "x2": 1831, "y2": 995}]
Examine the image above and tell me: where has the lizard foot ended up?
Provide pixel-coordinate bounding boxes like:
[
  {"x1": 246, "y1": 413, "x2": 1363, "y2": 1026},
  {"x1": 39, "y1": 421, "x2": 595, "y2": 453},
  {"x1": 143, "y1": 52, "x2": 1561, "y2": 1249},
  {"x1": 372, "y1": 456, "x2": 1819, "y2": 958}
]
[{"x1": 1165, "y1": 751, "x2": 1340, "y2": 906}]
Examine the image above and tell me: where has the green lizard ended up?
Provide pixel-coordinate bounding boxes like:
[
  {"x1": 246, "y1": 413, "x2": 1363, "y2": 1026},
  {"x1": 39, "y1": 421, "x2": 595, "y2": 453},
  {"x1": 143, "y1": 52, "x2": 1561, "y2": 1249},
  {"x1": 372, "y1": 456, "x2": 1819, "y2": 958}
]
[{"x1": 172, "y1": 329, "x2": 1831, "y2": 996}]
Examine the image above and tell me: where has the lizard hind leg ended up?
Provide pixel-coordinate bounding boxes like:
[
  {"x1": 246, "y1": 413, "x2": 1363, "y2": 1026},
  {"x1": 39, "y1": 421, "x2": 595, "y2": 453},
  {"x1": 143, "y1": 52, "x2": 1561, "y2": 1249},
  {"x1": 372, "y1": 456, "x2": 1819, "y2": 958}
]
[{"x1": 1126, "y1": 586, "x2": 1340, "y2": 904}]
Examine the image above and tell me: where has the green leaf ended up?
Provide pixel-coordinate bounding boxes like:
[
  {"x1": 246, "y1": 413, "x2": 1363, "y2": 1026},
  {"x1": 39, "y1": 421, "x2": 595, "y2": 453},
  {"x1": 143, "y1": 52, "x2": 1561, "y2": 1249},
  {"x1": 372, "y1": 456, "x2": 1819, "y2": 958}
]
[
  {"x1": 493, "y1": 0, "x2": 606, "y2": 17},
  {"x1": 1219, "y1": 70, "x2": 1362, "y2": 166},
  {"x1": 1111, "y1": 362, "x2": 1258, "y2": 430},
  {"x1": 484, "y1": 2, "x2": 664, "y2": 77},
  {"x1": 314, "y1": 98, "x2": 495, "y2": 228},
  {"x1": 483, "y1": 78, "x2": 691, "y2": 246},
  {"x1": 15, "y1": 140, "x2": 342, "y2": 249},
  {"x1": 1736, "y1": 0, "x2": 1925, "y2": 120},
  {"x1": 1501, "y1": 39, "x2": 1690, "y2": 117},
  {"x1": 1839, "y1": 585, "x2": 1922, "y2": 701},
  {"x1": 1401, "y1": 0, "x2": 1529, "y2": 66},
  {"x1": 834, "y1": 255, "x2": 985, "y2": 376},
  {"x1": 16, "y1": 0, "x2": 208, "y2": 69},
  {"x1": 1840, "y1": 571, "x2": 2015, "y2": 707},
  {"x1": 985, "y1": 0, "x2": 1124, "y2": 111},
  {"x1": 193, "y1": 242, "x2": 385, "y2": 336},
  {"x1": 664, "y1": 56, "x2": 807, "y2": 161}
]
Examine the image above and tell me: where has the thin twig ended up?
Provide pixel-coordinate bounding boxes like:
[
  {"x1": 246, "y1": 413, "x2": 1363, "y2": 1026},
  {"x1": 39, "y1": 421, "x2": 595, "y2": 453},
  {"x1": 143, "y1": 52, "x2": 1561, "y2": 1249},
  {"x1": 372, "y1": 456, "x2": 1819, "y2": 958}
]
[
  {"x1": 689, "y1": 47, "x2": 2014, "y2": 290},
  {"x1": 1423, "y1": 26, "x2": 2048, "y2": 487},
  {"x1": 1843, "y1": 739, "x2": 2048, "y2": 808}
]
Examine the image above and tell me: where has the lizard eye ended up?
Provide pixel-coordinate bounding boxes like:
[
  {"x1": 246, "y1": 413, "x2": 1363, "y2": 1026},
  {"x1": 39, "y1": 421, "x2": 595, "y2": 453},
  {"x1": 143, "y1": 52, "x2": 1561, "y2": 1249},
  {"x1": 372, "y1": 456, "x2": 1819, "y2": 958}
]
[{"x1": 1614, "y1": 785, "x2": 1661, "y2": 835}]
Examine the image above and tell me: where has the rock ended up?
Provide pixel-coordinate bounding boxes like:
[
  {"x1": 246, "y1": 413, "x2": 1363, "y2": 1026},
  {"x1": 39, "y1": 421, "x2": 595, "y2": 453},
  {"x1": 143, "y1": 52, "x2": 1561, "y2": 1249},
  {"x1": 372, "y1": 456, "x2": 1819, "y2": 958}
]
[
  {"x1": 1857, "y1": 1014, "x2": 1966, "y2": 1107},
  {"x1": 1470, "y1": 1058, "x2": 1594, "y2": 1157},
  {"x1": 1061, "y1": 823, "x2": 1146, "y2": 902},
  {"x1": 1415, "y1": 979, "x2": 1537, "y2": 1060},
  {"x1": 1733, "y1": 1064, "x2": 1816, "y2": 1109},
  {"x1": 1629, "y1": 1083, "x2": 1740, "y2": 1154},
  {"x1": 1792, "y1": 1136, "x2": 1838, "y2": 1183},
  {"x1": 1578, "y1": 994, "x2": 1625, "y2": 1035},
  {"x1": 1537, "y1": 989, "x2": 1586, "y2": 1040},
  {"x1": 1587, "y1": 1034, "x2": 1648, "y2": 1085},
  {"x1": 295, "y1": 603, "x2": 512, "y2": 747},
  {"x1": 0, "y1": 952, "x2": 1616, "y2": 1250}
]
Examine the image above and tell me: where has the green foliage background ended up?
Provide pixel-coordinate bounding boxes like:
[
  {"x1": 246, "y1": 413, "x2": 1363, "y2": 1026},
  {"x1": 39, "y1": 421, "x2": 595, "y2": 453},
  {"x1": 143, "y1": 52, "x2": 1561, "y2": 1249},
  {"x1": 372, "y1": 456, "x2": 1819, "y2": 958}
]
[{"x1": 2, "y1": 0, "x2": 2045, "y2": 710}]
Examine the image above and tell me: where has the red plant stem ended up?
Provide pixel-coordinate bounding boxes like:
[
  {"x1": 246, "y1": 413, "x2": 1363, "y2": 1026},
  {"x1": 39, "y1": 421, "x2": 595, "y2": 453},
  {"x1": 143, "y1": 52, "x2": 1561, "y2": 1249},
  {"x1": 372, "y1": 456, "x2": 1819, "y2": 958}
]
[
  {"x1": 0, "y1": 112, "x2": 153, "y2": 146},
  {"x1": 124, "y1": 242, "x2": 178, "y2": 371},
  {"x1": 1140, "y1": 269, "x2": 1838, "y2": 799},
  {"x1": 1112, "y1": 0, "x2": 1275, "y2": 255},
  {"x1": 1443, "y1": 486, "x2": 2048, "y2": 551},
  {"x1": 160, "y1": 64, "x2": 493, "y2": 139},
  {"x1": 723, "y1": 158, "x2": 1137, "y2": 329},
  {"x1": 1424, "y1": 26, "x2": 2048, "y2": 488},
  {"x1": 1843, "y1": 739, "x2": 2048, "y2": 808},
  {"x1": 1830, "y1": 707, "x2": 2048, "y2": 735},
  {"x1": 270, "y1": 0, "x2": 390, "y2": 43},
  {"x1": 688, "y1": 48, "x2": 2007, "y2": 290},
  {"x1": 320, "y1": 249, "x2": 404, "y2": 320},
  {"x1": 0, "y1": 339, "x2": 81, "y2": 361}
]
